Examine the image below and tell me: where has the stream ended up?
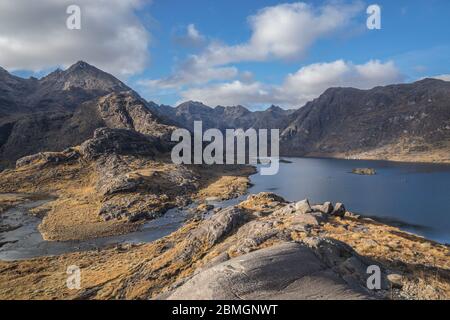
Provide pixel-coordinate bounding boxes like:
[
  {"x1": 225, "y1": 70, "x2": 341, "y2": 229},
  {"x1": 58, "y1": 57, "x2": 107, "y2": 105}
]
[{"x1": 1, "y1": 157, "x2": 449, "y2": 261}]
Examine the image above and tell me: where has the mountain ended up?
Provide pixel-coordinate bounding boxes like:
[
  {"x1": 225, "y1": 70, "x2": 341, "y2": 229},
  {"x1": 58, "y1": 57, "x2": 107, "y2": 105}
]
[
  {"x1": 1, "y1": 61, "x2": 450, "y2": 169},
  {"x1": 0, "y1": 62, "x2": 173, "y2": 169},
  {"x1": 154, "y1": 79, "x2": 450, "y2": 163},
  {"x1": 154, "y1": 101, "x2": 295, "y2": 132},
  {"x1": 279, "y1": 78, "x2": 450, "y2": 162},
  {"x1": 0, "y1": 61, "x2": 131, "y2": 118}
]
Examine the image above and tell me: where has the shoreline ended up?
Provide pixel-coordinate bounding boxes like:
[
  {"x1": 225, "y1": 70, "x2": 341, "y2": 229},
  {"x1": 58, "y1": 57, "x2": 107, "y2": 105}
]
[
  {"x1": 0, "y1": 191, "x2": 448, "y2": 300},
  {"x1": 1, "y1": 159, "x2": 449, "y2": 300},
  {"x1": 280, "y1": 154, "x2": 450, "y2": 166}
]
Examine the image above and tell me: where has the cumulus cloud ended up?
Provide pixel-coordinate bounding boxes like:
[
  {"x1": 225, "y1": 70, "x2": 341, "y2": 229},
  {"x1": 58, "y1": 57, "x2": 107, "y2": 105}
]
[
  {"x1": 0, "y1": 0, "x2": 151, "y2": 77},
  {"x1": 180, "y1": 60, "x2": 403, "y2": 108},
  {"x1": 178, "y1": 81, "x2": 273, "y2": 107},
  {"x1": 198, "y1": 1, "x2": 363, "y2": 65},
  {"x1": 174, "y1": 24, "x2": 206, "y2": 48},
  {"x1": 278, "y1": 60, "x2": 403, "y2": 105},
  {"x1": 146, "y1": 1, "x2": 364, "y2": 89},
  {"x1": 139, "y1": 60, "x2": 238, "y2": 89}
]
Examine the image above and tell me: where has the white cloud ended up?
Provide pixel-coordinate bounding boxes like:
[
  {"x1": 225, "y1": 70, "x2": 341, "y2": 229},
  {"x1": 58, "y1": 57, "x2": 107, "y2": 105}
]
[
  {"x1": 431, "y1": 74, "x2": 450, "y2": 81},
  {"x1": 139, "y1": 60, "x2": 238, "y2": 89},
  {"x1": 278, "y1": 60, "x2": 403, "y2": 105},
  {"x1": 186, "y1": 24, "x2": 205, "y2": 44},
  {"x1": 174, "y1": 24, "x2": 206, "y2": 48},
  {"x1": 178, "y1": 81, "x2": 273, "y2": 107},
  {"x1": 0, "y1": 0, "x2": 151, "y2": 77},
  {"x1": 180, "y1": 60, "x2": 403, "y2": 108},
  {"x1": 202, "y1": 1, "x2": 363, "y2": 64},
  {"x1": 147, "y1": 1, "x2": 364, "y2": 89}
]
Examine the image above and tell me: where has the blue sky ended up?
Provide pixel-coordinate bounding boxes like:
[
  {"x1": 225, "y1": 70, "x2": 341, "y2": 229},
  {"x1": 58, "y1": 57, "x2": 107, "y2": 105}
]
[{"x1": 3, "y1": 0, "x2": 450, "y2": 109}]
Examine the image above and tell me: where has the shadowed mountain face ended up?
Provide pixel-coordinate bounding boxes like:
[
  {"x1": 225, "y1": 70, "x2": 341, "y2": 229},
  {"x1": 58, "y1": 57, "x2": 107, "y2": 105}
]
[
  {"x1": 0, "y1": 61, "x2": 131, "y2": 117},
  {"x1": 1, "y1": 61, "x2": 449, "y2": 169},
  {"x1": 279, "y1": 79, "x2": 450, "y2": 160},
  {"x1": 155, "y1": 79, "x2": 450, "y2": 162},
  {"x1": 0, "y1": 62, "x2": 173, "y2": 169}
]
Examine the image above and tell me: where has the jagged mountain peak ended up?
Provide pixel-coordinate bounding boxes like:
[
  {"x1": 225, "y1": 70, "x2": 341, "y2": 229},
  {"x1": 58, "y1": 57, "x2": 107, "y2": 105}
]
[
  {"x1": 176, "y1": 101, "x2": 212, "y2": 113},
  {"x1": 39, "y1": 61, "x2": 130, "y2": 92},
  {"x1": 68, "y1": 60, "x2": 92, "y2": 70},
  {"x1": 266, "y1": 105, "x2": 285, "y2": 112}
]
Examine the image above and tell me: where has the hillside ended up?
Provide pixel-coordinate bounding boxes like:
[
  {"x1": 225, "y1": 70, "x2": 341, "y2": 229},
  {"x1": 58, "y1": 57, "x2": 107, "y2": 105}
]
[
  {"x1": 280, "y1": 78, "x2": 450, "y2": 162},
  {"x1": 0, "y1": 62, "x2": 173, "y2": 169},
  {"x1": 1, "y1": 62, "x2": 450, "y2": 168},
  {"x1": 156, "y1": 79, "x2": 450, "y2": 163}
]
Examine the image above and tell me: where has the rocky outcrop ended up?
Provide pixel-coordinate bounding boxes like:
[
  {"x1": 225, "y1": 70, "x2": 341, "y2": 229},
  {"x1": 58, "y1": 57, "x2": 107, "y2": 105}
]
[
  {"x1": 1, "y1": 191, "x2": 449, "y2": 300},
  {"x1": 189, "y1": 206, "x2": 248, "y2": 246},
  {"x1": 0, "y1": 94, "x2": 174, "y2": 169},
  {"x1": 79, "y1": 128, "x2": 159, "y2": 161},
  {"x1": 15, "y1": 148, "x2": 80, "y2": 168},
  {"x1": 0, "y1": 63, "x2": 174, "y2": 169},
  {"x1": 165, "y1": 241, "x2": 375, "y2": 300},
  {"x1": 89, "y1": 92, "x2": 175, "y2": 140}
]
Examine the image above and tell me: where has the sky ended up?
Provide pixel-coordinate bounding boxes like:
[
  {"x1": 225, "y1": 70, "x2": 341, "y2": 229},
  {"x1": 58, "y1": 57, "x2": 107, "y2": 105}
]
[{"x1": 1, "y1": 0, "x2": 450, "y2": 109}]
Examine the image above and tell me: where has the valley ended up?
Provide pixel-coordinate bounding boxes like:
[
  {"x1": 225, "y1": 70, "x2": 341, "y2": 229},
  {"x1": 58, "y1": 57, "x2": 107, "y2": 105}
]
[{"x1": 0, "y1": 61, "x2": 449, "y2": 300}]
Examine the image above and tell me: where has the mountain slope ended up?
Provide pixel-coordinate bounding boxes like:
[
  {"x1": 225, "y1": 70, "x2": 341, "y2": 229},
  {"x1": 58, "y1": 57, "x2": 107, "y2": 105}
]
[
  {"x1": 0, "y1": 91, "x2": 174, "y2": 168},
  {"x1": 0, "y1": 62, "x2": 175, "y2": 169},
  {"x1": 0, "y1": 61, "x2": 131, "y2": 118},
  {"x1": 1, "y1": 61, "x2": 450, "y2": 168},
  {"x1": 280, "y1": 78, "x2": 450, "y2": 162}
]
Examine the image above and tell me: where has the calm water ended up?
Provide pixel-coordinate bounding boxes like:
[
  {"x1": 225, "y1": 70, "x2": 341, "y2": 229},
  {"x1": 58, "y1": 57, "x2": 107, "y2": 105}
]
[
  {"x1": 250, "y1": 157, "x2": 450, "y2": 244},
  {"x1": 0, "y1": 201, "x2": 189, "y2": 261},
  {"x1": 1, "y1": 157, "x2": 449, "y2": 260}
]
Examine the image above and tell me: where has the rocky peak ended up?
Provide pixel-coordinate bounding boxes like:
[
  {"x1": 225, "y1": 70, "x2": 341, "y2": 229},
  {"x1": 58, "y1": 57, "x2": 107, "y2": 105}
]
[
  {"x1": 38, "y1": 61, "x2": 130, "y2": 93},
  {"x1": 222, "y1": 105, "x2": 251, "y2": 116},
  {"x1": 176, "y1": 101, "x2": 211, "y2": 113},
  {"x1": 67, "y1": 60, "x2": 91, "y2": 72}
]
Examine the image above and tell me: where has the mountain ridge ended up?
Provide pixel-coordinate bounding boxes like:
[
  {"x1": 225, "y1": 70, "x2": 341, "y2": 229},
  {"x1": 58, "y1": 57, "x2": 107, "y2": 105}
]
[
  {"x1": 1, "y1": 61, "x2": 450, "y2": 168},
  {"x1": 0, "y1": 62, "x2": 174, "y2": 168}
]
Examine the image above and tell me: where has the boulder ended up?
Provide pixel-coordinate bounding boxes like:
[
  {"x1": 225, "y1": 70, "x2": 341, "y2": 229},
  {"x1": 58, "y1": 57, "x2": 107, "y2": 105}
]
[
  {"x1": 344, "y1": 211, "x2": 360, "y2": 219},
  {"x1": 291, "y1": 213, "x2": 322, "y2": 227},
  {"x1": 165, "y1": 241, "x2": 374, "y2": 300},
  {"x1": 331, "y1": 202, "x2": 346, "y2": 217},
  {"x1": 387, "y1": 274, "x2": 403, "y2": 288},
  {"x1": 294, "y1": 199, "x2": 312, "y2": 214},
  {"x1": 273, "y1": 203, "x2": 296, "y2": 215},
  {"x1": 189, "y1": 206, "x2": 248, "y2": 246},
  {"x1": 312, "y1": 201, "x2": 333, "y2": 214}
]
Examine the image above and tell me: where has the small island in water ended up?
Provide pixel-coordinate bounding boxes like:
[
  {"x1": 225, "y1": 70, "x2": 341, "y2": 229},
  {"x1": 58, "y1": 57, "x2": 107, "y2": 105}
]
[{"x1": 352, "y1": 168, "x2": 376, "y2": 175}]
